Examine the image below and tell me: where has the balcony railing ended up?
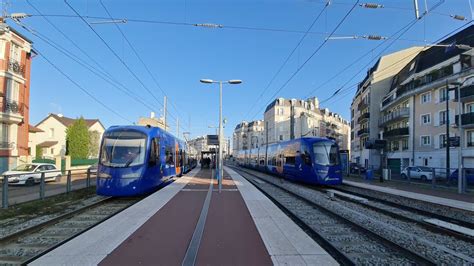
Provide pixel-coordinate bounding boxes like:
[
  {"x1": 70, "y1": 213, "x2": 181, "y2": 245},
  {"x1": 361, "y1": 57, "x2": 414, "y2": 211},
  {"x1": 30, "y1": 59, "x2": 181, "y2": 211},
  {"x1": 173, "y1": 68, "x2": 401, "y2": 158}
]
[
  {"x1": 383, "y1": 127, "x2": 409, "y2": 138},
  {"x1": 4, "y1": 100, "x2": 24, "y2": 115},
  {"x1": 357, "y1": 112, "x2": 370, "y2": 123},
  {"x1": 357, "y1": 101, "x2": 369, "y2": 111},
  {"x1": 456, "y1": 85, "x2": 474, "y2": 102},
  {"x1": 378, "y1": 107, "x2": 409, "y2": 127},
  {"x1": 357, "y1": 128, "x2": 369, "y2": 136},
  {"x1": 455, "y1": 112, "x2": 474, "y2": 126},
  {"x1": 8, "y1": 59, "x2": 25, "y2": 76}
]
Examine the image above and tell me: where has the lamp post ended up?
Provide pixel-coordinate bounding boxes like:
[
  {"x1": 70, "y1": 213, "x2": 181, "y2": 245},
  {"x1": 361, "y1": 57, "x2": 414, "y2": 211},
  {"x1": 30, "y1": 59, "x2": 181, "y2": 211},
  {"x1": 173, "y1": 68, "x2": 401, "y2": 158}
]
[{"x1": 200, "y1": 79, "x2": 242, "y2": 192}]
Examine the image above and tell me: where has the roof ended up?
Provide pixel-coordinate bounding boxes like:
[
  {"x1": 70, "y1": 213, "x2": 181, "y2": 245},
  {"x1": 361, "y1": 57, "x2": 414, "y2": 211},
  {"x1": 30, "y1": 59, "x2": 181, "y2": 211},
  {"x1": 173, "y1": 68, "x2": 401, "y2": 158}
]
[
  {"x1": 37, "y1": 141, "x2": 58, "y2": 148},
  {"x1": 36, "y1": 114, "x2": 105, "y2": 130},
  {"x1": 28, "y1": 124, "x2": 44, "y2": 133}
]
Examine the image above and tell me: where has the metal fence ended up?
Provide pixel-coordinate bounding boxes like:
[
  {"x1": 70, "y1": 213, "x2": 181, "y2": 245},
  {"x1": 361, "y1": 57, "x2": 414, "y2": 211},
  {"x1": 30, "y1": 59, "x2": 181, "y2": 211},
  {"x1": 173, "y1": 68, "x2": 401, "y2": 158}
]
[
  {"x1": 349, "y1": 165, "x2": 473, "y2": 193},
  {"x1": 1, "y1": 167, "x2": 97, "y2": 209}
]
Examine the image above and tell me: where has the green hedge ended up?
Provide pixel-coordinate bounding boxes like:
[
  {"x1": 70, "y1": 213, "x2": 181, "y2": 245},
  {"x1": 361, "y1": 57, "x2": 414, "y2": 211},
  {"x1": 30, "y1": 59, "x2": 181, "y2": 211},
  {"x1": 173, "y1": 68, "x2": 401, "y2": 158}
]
[
  {"x1": 32, "y1": 158, "x2": 55, "y2": 164},
  {"x1": 71, "y1": 158, "x2": 98, "y2": 167}
]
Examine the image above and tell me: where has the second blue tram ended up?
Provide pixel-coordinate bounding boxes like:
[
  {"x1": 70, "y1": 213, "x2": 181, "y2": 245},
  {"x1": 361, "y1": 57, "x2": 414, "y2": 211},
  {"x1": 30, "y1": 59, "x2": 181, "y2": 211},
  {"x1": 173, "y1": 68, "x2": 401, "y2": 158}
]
[{"x1": 236, "y1": 137, "x2": 342, "y2": 185}]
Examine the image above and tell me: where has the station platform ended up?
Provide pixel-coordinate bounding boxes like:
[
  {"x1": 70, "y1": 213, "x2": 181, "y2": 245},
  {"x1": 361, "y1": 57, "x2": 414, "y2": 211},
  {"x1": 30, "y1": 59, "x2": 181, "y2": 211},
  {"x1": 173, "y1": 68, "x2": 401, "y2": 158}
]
[
  {"x1": 344, "y1": 179, "x2": 473, "y2": 212},
  {"x1": 31, "y1": 166, "x2": 337, "y2": 265}
]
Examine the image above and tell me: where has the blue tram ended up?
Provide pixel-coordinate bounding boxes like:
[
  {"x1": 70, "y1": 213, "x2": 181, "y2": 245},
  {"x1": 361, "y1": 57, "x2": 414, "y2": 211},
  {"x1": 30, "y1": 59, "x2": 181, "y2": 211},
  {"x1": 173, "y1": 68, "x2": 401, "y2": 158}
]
[
  {"x1": 236, "y1": 137, "x2": 342, "y2": 185},
  {"x1": 96, "y1": 125, "x2": 195, "y2": 196}
]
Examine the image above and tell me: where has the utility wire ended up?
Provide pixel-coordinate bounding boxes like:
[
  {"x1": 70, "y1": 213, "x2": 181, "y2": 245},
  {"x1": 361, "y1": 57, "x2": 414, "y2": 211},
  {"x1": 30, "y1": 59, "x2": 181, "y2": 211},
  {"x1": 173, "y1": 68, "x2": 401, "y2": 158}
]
[
  {"x1": 249, "y1": 0, "x2": 360, "y2": 121},
  {"x1": 35, "y1": 48, "x2": 132, "y2": 123},
  {"x1": 15, "y1": 20, "x2": 160, "y2": 113},
  {"x1": 241, "y1": 2, "x2": 330, "y2": 120},
  {"x1": 63, "y1": 0, "x2": 179, "y2": 123},
  {"x1": 98, "y1": 0, "x2": 188, "y2": 131}
]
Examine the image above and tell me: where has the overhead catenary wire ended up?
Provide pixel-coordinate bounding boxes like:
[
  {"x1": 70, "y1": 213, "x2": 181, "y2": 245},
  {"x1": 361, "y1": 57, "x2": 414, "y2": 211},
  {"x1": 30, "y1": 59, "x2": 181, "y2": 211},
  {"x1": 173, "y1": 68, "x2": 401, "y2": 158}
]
[
  {"x1": 248, "y1": 0, "x2": 361, "y2": 121},
  {"x1": 63, "y1": 0, "x2": 184, "y2": 129},
  {"x1": 15, "y1": 20, "x2": 160, "y2": 113},
  {"x1": 241, "y1": 2, "x2": 330, "y2": 120},
  {"x1": 34, "y1": 48, "x2": 132, "y2": 123},
  {"x1": 98, "y1": 0, "x2": 188, "y2": 132}
]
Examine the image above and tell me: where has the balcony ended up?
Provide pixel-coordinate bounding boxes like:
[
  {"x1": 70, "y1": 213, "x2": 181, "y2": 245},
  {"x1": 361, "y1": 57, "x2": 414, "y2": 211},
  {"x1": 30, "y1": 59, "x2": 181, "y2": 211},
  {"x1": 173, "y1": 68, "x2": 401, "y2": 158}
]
[
  {"x1": 383, "y1": 127, "x2": 409, "y2": 138},
  {"x1": 456, "y1": 85, "x2": 474, "y2": 103},
  {"x1": 8, "y1": 60, "x2": 25, "y2": 77},
  {"x1": 357, "y1": 128, "x2": 369, "y2": 136},
  {"x1": 357, "y1": 101, "x2": 369, "y2": 111},
  {"x1": 455, "y1": 112, "x2": 474, "y2": 128},
  {"x1": 378, "y1": 107, "x2": 409, "y2": 127},
  {"x1": 357, "y1": 112, "x2": 370, "y2": 123},
  {"x1": 0, "y1": 99, "x2": 24, "y2": 124}
]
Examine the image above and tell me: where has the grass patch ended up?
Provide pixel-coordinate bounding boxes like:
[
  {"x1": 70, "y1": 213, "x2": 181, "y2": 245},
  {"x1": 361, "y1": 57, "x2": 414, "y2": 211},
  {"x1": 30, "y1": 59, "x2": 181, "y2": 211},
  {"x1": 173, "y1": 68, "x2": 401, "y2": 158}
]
[{"x1": 0, "y1": 187, "x2": 97, "y2": 221}]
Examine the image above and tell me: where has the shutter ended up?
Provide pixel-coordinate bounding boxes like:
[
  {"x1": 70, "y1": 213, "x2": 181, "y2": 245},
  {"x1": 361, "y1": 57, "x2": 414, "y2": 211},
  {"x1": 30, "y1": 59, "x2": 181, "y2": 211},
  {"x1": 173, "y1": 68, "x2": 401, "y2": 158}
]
[
  {"x1": 434, "y1": 135, "x2": 439, "y2": 149},
  {"x1": 434, "y1": 112, "x2": 439, "y2": 126}
]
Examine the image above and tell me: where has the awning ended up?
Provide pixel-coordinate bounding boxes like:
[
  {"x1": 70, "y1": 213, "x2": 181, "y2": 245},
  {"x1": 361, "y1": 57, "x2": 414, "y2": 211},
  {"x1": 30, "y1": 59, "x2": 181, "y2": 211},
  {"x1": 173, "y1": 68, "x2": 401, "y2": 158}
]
[{"x1": 37, "y1": 141, "x2": 58, "y2": 148}]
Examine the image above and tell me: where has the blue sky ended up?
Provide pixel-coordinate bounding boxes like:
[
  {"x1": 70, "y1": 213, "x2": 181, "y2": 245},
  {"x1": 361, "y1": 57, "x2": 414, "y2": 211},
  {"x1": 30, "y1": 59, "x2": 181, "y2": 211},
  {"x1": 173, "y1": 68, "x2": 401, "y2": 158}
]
[{"x1": 8, "y1": 0, "x2": 472, "y2": 139}]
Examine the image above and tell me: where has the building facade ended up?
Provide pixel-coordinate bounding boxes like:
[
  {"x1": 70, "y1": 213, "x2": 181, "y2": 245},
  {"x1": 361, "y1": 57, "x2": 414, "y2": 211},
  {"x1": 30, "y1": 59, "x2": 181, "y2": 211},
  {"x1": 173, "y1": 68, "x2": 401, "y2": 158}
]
[
  {"x1": 350, "y1": 46, "x2": 423, "y2": 170},
  {"x1": 0, "y1": 24, "x2": 34, "y2": 172},
  {"x1": 379, "y1": 25, "x2": 474, "y2": 173},
  {"x1": 29, "y1": 113, "x2": 105, "y2": 158}
]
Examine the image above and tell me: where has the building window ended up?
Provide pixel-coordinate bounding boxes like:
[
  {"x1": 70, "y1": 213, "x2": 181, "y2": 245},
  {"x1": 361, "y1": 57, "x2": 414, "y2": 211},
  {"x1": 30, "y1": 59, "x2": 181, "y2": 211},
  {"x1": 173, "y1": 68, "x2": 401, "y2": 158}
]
[
  {"x1": 402, "y1": 138, "x2": 409, "y2": 150},
  {"x1": 439, "y1": 88, "x2": 448, "y2": 102},
  {"x1": 10, "y1": 43, "x2": 21, "y2": 62},
  {"x1": 391, "y1": 141, "x2": 399, "y2": 151},
  {"x1": 0, "y1": 123, "x2": 7, "y2": 142},
  {"x1": 51, "y1": 148, "x2": 54, "y2": 154},
  {"x1": 466, "y1": 103, "x2": 474, "y2": 113},
  {"x1": 421, "y1": 114, "x2": 431, "y2": 125},
  {"x1": 421, "y1": 136, "x2": 431, "y2": 146},
  {"x1": 439, "y1": 110, "x2": 447, "y2": 125},
  {"x1": 468, "y1": 131, "x2": 474, "y2": 147},
  {"x1": 49, "y1": 128, "x2": 55, "y2": 138},
  {"x1": 421, "y1": 92, "x2": 431, "y2": 104},
  {"x1": 439, "y1": 134, "x2": 447, "y2": 148}
]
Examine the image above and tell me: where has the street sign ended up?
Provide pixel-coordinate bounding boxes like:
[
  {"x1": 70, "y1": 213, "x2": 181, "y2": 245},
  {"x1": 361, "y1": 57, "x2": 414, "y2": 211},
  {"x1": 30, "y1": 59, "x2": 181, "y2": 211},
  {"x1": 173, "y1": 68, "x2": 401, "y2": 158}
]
[
  {"x1": 207, "y1": 135, "x2": 219, "y2": 145},
  {"x1": 448, "y1": 136, "x2": 460, "y2": 147}
]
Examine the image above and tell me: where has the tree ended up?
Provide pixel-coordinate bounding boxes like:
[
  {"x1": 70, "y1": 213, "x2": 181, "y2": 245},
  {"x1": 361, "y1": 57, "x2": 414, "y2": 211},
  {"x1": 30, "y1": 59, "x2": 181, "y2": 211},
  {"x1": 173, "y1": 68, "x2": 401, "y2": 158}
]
[
  {"x1": 88, "y1": 130, "x2": 101, "y2": 158},
  {"x1": 35, "y1": 145, "x2": 43, "y2": 159},
  {"x1": 66, "y1": 117, "x2": 90, "y2": 159}
]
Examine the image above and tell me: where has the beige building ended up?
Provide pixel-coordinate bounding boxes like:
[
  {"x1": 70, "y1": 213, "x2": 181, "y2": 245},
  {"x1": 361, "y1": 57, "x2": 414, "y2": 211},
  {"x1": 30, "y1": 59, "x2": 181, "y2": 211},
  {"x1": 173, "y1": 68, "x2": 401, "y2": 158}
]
[
  {"x1": 29, "y1": 113, "x2": 105, "y2": 158},
  {"x1": 351, "y1": 46, "x2": 423, "y2": 170},
  {"x1": 380, "y1": 25, "x2": 474, "y2": 172},
  {"x1": 264, "y1": 97, "x2": 350, "y2": 150}
]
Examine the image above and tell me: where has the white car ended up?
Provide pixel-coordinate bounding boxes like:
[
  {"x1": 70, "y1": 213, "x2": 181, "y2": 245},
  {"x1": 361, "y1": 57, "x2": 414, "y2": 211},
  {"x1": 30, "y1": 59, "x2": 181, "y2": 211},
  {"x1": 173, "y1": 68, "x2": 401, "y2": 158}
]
[
  {"x1": 1, "y1": 163, "x2": 62, "y2": 186},
  {"x1": 401, "y1": 166, "x2": 434, "y2": 181}
]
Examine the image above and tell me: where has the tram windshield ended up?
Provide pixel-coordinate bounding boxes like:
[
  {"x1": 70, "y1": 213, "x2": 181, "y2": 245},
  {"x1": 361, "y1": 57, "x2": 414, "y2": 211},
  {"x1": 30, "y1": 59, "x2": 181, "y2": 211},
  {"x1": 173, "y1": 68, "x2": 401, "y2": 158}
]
[
  {"x1": 100, "y1": 131, "x2": 147, "y2": 168},
  {"x1": 313, "y1": 141, "x2": 340, "y2": 166}
]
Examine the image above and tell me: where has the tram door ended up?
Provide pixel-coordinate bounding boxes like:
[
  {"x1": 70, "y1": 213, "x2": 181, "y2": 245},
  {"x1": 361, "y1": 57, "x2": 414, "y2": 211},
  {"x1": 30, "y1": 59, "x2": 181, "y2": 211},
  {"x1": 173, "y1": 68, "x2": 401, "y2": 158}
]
[{"x1": 175, "y1": 142, "x2": 181, "y2": 176}]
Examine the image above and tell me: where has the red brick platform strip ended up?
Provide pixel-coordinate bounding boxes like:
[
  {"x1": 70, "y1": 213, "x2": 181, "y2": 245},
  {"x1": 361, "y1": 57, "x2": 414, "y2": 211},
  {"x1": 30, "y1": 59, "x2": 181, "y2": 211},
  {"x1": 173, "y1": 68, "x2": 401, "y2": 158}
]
[{"x1": 99, "y1": 169, "x2": 271, "y2": 265}]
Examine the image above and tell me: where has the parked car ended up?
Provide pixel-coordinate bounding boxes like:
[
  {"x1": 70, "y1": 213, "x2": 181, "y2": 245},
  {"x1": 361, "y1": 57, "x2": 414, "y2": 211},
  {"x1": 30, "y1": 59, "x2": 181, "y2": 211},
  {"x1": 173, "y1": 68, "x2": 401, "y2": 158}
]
[
  {"x1": 401, "y1": 166, "x2": 433, "y2": 181},
  {"x1": 350, "y1": 163, "x2": 366, "y2": 174},
  {"x1": 1, "y1": 163, "x2": 62, "y2": 186},
  {"x1": 448, "y1": 169, "x2": 474, "y2": 185}
]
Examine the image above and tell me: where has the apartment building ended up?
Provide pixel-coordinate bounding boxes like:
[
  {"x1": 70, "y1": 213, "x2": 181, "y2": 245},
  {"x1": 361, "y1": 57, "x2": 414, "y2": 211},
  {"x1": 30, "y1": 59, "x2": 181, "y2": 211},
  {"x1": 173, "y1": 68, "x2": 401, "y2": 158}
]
[
  {"x1": 351, "y1": 46, "x2": 423, "y2": 170},
  {"x1": 232, "y1": 97, "x2": 350, "y2": 151},
  {"x1": 380, "y1": 25, "x2": 474, "y2": 171},
  {"x1": 0, "y1": 24, "x2": 34, "y2": 172}
]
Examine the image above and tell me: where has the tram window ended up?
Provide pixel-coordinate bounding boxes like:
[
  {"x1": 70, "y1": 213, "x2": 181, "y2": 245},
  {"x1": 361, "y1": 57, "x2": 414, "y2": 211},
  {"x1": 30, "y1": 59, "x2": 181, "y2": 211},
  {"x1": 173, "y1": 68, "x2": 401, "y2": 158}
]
[
  {"x1": 301, "y1": 151, "x2": 312, "y2": 165},
  {"x1": 285, "y1": 156, "x2": 296, "y2": 166},
  {"x1": 165, "y1": 146, "x2": 174, "y2": 165}
]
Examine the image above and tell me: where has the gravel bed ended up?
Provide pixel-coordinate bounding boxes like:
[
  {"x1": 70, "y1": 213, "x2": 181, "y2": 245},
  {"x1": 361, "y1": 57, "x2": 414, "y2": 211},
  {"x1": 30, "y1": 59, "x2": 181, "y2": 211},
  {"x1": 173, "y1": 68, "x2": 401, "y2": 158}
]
[
  {"x1": 339, "y1": 185, "x2": 474, "y2": 224},
  {"x1": 241, "y1": 172, "x2": 415, "y2": 265},
  {"x1": 0, "y1": 195, "x2": 104, "y2": 239},
  {"x1": 244, "y1": 169, "x2": 474, "y2": 265}
]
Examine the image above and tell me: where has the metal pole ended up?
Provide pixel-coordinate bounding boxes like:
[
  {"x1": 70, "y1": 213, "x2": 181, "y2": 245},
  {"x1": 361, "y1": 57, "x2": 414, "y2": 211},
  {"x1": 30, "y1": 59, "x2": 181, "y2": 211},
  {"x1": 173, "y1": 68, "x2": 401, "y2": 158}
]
[
  {"x1": 218, "y1": 81, "x2": 223, "y2": 193},
  {"x1": 86, "y1": 168, "x2": 91, "y2": 188},
  {"x1": 457, "y1": 85, "x2": 464, "y2": 193},
  {"x1": 2, "y1": 175, "x2": 8, "y2": 209},
  {"x1": 446, "y1": 80, "x2": 450, "y2": 181},
  {"x1": 40, "y1": 172, "x2": 45, "y2": 200},
  {"x1": 67, "y1": 170, "x2": 72, "y2": 193}
]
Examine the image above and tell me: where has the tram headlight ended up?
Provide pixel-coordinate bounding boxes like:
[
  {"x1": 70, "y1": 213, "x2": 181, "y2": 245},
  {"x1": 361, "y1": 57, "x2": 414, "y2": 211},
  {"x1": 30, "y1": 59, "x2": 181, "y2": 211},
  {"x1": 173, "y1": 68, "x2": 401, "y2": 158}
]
[
  {"x1": 98, "y1": 173, "x2": 111, "y2": 179},
  {"x1": 121, "y1": 173, "x2": 140, "y2": 179}
]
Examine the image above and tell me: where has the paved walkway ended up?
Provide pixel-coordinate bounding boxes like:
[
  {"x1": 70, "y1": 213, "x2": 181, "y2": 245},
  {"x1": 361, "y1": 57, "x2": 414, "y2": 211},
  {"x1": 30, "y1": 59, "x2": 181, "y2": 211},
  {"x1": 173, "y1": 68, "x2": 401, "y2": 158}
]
[
  {"x1": 32, "y1": 167, "x2": 338, "y2": 265},
  {"x1": 345, "y1": 179, "x2": 474, "y2": 212}
]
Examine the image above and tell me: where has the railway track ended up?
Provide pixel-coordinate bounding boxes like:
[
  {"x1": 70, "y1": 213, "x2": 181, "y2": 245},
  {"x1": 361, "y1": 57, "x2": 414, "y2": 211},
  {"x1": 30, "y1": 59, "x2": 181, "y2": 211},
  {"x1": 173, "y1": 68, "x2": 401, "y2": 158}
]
[
  {"x1": 0, "y1": 197, "x2": 140, "y2": 265},
  {"x1": 230, "y1": 166, "x2": 474, "y2": 265}
]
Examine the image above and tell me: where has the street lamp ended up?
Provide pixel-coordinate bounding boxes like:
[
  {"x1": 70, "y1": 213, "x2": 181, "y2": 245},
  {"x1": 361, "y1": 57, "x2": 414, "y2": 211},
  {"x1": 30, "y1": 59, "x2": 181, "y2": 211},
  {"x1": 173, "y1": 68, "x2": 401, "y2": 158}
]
[{"x1": 200, "y1": 78, "x2": 242, "y2": 193}]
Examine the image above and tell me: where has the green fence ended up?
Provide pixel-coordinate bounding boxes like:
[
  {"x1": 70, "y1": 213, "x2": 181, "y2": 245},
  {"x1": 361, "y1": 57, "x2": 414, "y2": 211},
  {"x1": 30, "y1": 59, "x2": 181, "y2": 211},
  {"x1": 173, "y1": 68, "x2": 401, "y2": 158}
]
[{"x1": 71, "y1": 158, "x2": 98, "y2": 167}]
